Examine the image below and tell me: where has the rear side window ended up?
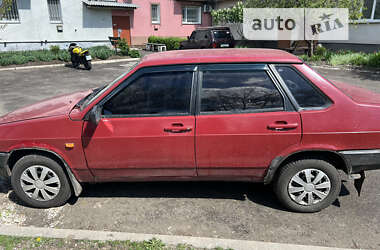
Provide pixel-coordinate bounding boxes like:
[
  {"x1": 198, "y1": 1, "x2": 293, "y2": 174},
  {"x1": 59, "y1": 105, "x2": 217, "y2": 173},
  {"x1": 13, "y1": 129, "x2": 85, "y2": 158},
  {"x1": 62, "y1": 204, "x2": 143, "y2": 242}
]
[
  {"x1": 275, "y1": 66, "x2": 330, "y2": 108},
  {"x1": 103, "y1": 71, "x2": 193, "y2": 116},
  {"x1": 200, "y1": 70, "x2": 284, "y2": 113}
]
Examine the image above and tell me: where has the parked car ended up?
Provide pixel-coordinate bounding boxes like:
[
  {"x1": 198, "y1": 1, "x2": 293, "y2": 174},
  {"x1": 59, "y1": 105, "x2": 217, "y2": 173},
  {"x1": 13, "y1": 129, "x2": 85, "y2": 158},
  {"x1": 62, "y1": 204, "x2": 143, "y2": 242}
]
[
  {"x1": 179, "y1": 26, "x2": 234, "y2": 49},
  {"x1": 1, "y1": 49, "x2": 379, "y2": 212}
]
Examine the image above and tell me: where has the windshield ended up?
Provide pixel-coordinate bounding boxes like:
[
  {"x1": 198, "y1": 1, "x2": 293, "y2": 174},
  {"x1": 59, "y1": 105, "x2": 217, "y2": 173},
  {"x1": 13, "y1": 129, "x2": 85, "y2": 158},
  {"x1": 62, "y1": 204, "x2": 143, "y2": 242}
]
[
  {"x1": 213, "y1": 30, "x2": 231, "y2": 39},
  {"x1": 80, "y1": 62, "x2": 139, "y2": 110}
]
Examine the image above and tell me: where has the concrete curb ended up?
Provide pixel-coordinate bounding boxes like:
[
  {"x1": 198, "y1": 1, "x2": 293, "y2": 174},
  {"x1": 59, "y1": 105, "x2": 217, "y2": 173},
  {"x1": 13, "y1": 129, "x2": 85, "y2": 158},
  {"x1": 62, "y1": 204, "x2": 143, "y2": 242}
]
[
  {"x1": 0, "y1": 225, "x2": 349, "y2": 250},
  {"x1": 311, "y1": 64, "x2": 380, "y2": 74},
  {"x1": 0, "y1": 58, "x2": 140, "y2": 72}
]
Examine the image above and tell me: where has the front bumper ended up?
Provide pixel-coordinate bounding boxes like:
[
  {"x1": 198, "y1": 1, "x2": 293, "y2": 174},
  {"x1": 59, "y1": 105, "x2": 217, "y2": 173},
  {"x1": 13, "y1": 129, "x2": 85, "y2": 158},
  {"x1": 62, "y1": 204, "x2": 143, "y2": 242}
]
[
  {"x1": 0, "y1": 152, "x2": 10, "y2": 178},
  {"x1": 339, "y1": 149, "x2": 380, "y2": 174}
]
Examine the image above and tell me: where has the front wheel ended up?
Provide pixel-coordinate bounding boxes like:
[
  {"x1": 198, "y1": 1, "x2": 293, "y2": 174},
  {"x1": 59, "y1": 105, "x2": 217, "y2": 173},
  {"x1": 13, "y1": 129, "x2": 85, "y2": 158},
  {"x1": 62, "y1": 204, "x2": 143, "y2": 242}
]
[
  {"x1": 274, "y1": 159, "x2": 341, "y2": 213},
  {"x1": 11, "y1": 155, "x2": 72, "y2": 208}
]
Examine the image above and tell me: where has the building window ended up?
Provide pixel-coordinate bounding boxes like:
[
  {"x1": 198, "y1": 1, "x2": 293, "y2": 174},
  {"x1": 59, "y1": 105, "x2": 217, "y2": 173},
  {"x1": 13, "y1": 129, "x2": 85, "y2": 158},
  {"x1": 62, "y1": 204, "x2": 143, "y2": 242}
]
[
  {"x1": 47, "y1": 0, "x2": 63, "y2": 23},
  {"x1": 0, "y1": 0, "x2": 20, "y2": 23},
  {"x1": 151, "y1": 4, "x2": 160, "y2": 24},
  {"x1": 182, "y1": 6, "x2": 201, "y2": 24},
  {"x1": 363, "y1": 0, "x2": 380, "y2": 20}
]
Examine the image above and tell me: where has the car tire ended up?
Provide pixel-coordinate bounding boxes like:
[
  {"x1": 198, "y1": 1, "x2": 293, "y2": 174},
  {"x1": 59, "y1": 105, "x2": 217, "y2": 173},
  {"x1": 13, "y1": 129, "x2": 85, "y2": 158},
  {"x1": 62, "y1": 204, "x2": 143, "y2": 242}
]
[
  {"x1": 274, "y1": 158, "x2": 341, "y2": 213},
  {"x1": 11, "y1": 155, "x2": 72, "y2": 208},
  {"x1": 84, "y1": 60, "x2": 92, "y2": 70}
]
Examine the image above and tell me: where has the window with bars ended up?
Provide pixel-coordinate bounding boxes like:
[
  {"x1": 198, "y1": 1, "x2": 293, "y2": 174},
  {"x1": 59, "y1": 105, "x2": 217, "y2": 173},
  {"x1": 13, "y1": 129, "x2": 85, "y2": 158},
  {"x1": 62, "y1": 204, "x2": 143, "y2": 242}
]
[
  {"x1": 0, "y1": 0, "x2": 20, "y2": 23},
  {"x1": 47, "y1": 0, "x2": 62, "y2": 23},
  {"x1": 363, "y1": 0, "x2": 380, "y2": 20},
  {"x1": 151, "y1": 4, "x2": 160, "y2": 24},
  {"x1": 182, "y1": 6, "x2": 201, "y2": 24}
]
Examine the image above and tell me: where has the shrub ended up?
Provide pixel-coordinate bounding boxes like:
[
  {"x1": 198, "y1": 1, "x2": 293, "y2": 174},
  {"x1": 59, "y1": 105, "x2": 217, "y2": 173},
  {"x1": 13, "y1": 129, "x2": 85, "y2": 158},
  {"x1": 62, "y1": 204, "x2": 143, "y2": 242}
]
[
  {"x1": 0, "y1": 56, "x2": 13, "y2": 66},
  {"x1": 57, "y1": 50, "x2": 70, "y2": 62},
  {"x1": 368, "y1": 51, "x2": 380, "y2": 67},
  {"x1": 50, "y1": 45, "x2": 60, "y2": 54},
  {"x1": 148, "y1": 36, "x2": 186, "y2": 50},
  {"x1": 128, "y1": 49, "x2": 141, "y2": 58},
  {"x1": 117, "y1": 38, "x2": 129, "y2": 56},
  {"x1": 329, "y1": 52, "x2": 368, "y2": 66},
  {"x1": 90, "y1": 46, "x2": 114, "y2": 60},
  {"x1": 35, "y1": 50, "x2": 57, "y2": 61}
]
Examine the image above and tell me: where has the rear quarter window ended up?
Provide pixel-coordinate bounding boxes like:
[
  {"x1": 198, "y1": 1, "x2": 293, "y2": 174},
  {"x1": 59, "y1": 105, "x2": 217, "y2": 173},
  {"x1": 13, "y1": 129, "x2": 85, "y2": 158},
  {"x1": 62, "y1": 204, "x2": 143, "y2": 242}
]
[{"x1": 275, "y1": 66, "x2": 331, "y2": 109}]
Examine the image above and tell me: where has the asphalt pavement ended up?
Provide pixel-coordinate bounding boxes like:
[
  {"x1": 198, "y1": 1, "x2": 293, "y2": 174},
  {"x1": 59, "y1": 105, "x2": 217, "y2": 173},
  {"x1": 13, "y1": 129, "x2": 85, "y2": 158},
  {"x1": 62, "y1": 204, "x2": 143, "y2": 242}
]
[{"x1": 0, "y1": 61, "x2": 379, "y2": 249}]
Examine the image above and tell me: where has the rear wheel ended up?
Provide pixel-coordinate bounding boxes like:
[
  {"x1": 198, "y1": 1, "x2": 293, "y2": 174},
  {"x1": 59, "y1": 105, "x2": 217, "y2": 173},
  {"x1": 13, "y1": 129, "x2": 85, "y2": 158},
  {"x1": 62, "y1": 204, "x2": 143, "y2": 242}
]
[
  {"x1": 11, "y1": 155, "x2": 72, "y2": 208},
  {"x1": 274, "y1": 159, "x2": 341, "y2": 213},
  {"x1": 83, "y1": 60, "x2": 92, "y2": 70}
]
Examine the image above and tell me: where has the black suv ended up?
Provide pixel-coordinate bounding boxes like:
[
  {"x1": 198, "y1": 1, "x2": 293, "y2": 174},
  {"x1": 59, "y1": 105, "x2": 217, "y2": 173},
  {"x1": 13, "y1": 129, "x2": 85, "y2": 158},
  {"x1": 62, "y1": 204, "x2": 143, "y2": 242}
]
[{"x1": 179, "y1": 27, "x2": 234, "y2": 49}]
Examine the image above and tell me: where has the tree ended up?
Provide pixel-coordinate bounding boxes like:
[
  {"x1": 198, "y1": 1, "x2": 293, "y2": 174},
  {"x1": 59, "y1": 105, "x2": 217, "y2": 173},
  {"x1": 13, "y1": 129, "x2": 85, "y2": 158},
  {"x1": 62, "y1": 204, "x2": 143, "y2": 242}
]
[{"x1": 211, "y1": 0, "x2": 364, "y2": 56}]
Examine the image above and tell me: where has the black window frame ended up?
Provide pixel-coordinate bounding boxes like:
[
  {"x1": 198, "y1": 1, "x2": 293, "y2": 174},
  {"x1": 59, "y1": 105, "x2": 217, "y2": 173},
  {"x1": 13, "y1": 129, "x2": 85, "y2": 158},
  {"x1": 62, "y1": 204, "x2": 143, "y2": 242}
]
[
  {"x1": 98, "y1": 65, "x2": 198, "y2": 118},
  {"x1": 269, "y1": 64, "x2": 332, "y2": 111},
  {"x1": 196, "y1": 64, "x2": 295, "y2": 115}
]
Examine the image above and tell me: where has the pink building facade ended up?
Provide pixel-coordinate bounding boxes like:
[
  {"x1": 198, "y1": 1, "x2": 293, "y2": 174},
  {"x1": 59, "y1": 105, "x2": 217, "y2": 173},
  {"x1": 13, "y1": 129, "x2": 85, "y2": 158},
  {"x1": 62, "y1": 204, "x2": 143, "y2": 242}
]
[{"x1": 113, "y1": 0, "x2": 212, "y2": 46}]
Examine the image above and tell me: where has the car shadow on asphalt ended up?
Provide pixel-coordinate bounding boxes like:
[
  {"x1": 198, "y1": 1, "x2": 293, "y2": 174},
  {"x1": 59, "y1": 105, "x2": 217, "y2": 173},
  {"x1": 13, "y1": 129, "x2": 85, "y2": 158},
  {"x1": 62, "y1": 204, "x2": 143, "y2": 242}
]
[{"x1": 7, "y1": 181, "x2": 351, "y2": 211}]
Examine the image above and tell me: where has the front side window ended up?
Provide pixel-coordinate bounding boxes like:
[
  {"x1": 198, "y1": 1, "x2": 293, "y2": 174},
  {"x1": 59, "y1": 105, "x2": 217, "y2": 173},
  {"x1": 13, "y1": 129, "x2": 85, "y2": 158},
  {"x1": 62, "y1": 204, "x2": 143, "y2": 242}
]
[
  {"x1": 0, "y1": 0, "x2": 19, "y2": 23},
  {"x1": 47, "y1": 0, "x2": 62, "y2": 23},
  {"x1": 151, "y1": 4, "x2": 160, "y2": 24},
  {"x1": 275, "y1": 66, "x2": 330, "y2": 108},
  {"x1": 200, "y1": 70, "x2": 284, "y2": 113},
  {"x1": 182, "y1": 6, "x2": 201, "y2": 24},
  {"x1": 103, "y1": 71, "x2": 193, "y2": 116}
]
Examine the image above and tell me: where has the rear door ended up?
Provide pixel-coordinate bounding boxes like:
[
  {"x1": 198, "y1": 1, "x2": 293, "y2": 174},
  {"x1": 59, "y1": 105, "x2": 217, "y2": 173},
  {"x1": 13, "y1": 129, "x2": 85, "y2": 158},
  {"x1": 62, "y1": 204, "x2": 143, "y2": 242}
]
[{"x1": 195, "y1": 64, "x2": 301, "y2": 179}]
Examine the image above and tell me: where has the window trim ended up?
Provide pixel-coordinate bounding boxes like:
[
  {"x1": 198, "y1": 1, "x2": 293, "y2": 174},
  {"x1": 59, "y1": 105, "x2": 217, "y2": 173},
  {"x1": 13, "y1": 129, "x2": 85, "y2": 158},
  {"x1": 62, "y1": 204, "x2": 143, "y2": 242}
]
[
  {"x1": 182, "y1": 6, "x2": 202, "y2": 25},
  {"x1": 196, "y1": 64, "x2": 294, "y2": 116},
  {"x1": 151, "y1": 3, "x2": 160, "y2": 24},
  {"x1": 269, "y1": 64, "x2": 333, "y2": 111},
  {"x1": 0, "y1": 0, "x2": 20, "y2": 24},
  {"x1": 99, "y1": 65, "x2": 198, "y2": 119},
  {"x1": 47, "y1": 0, "x2": 63, "y2": 24},
  {"x1": 359, "y1": 0, "x2": 380, "y2": 21}
]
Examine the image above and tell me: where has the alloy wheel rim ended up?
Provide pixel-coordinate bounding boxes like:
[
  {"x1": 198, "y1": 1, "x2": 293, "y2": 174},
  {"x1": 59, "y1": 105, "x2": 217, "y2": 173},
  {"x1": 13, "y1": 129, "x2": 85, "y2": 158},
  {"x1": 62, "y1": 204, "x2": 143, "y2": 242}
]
[
  {"x1": 20, "y1": 165, "x2": 61, "y2": 201},
  {"x1": 288, "y1": 168, "x2": 331, "y2": 206}
]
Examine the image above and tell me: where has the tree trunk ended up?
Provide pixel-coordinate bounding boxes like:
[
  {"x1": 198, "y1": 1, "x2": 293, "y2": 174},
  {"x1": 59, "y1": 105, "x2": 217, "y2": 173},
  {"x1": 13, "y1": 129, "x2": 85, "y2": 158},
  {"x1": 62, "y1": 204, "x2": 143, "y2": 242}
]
[{"x1": 307, "y1": 40, "x2": 314, "y2": 57}]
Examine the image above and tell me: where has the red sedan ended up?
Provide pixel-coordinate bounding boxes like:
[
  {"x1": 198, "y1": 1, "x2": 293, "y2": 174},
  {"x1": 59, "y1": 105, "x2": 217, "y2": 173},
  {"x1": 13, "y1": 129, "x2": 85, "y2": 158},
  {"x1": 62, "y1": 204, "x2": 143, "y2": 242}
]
[{"x1": 0, "y1": 49, "x2": 379, "y2": 212}]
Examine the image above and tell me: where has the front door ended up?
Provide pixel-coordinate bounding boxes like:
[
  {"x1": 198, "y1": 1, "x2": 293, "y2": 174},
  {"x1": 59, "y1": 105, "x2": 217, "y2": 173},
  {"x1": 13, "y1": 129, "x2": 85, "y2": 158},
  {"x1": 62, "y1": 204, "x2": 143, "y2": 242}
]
[
  {"x1": 82, "y1": 66, "x2": 196, "y2": 181},
  {"x1": 112, "y1": 16, "x2": 131, "y2": 45},
  {"x1": 195, "y1": 64, "x2": 302, "y2": 179}
]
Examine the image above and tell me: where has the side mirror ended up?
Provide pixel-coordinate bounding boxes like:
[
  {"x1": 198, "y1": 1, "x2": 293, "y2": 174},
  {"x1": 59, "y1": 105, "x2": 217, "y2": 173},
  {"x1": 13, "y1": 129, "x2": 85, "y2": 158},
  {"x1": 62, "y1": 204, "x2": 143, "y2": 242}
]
[{"x1": 88, "y1": 105, "x2": 101, "y2": 125}]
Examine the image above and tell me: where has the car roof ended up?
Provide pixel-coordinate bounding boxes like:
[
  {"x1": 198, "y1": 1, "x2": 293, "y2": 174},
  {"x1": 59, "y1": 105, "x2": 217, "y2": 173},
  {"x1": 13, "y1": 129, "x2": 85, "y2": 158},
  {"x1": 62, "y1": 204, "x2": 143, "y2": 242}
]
[
  {"x1": 139, "y1": 49, "x2": 303, "y2": 67},
  {"x1": 196, "y1": 26, "x2": 230, "y2": 30}
]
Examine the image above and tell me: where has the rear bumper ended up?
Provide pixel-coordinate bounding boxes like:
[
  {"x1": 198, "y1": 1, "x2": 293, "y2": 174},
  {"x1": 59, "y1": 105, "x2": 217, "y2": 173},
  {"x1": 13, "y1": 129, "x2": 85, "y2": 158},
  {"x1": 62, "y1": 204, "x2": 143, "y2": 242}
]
[
  {"x1": 339, "y1": 149, "x2": 380, "y2": 174},
  {"x1": 0, "y1": 152, "x2": 10, "y2": 178}
]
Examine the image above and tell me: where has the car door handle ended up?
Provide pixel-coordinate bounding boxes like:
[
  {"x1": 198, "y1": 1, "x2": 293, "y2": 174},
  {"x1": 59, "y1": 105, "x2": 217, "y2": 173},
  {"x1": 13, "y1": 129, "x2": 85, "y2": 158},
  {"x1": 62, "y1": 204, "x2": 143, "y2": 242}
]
[
  {"x1": 164, "y1": 123, "x2": 192, "y2": 133},
  {"x1": 267, "y1": 121, "x2": 298, "y2": 131}
]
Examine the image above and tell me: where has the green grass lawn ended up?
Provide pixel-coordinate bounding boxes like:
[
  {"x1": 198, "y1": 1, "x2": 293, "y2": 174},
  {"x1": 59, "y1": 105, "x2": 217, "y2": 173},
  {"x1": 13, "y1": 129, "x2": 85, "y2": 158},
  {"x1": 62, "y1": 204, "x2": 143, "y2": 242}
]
[
  {"x1": 299, "y1": 47, "x2": 380, "y2": 68},
  {"x1": 0, "y1": 235, "x2": 231, "y2": 250},
  {"x1": 0, "y1": 46, "x2": 140, "y2": 67}
]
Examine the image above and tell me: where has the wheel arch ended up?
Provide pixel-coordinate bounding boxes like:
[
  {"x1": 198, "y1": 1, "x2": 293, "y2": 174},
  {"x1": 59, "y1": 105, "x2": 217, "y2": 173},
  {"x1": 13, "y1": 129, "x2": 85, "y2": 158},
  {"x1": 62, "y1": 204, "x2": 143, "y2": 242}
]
[
  {"x1": 264, "y1": 150, "x2": 351, "y2": 185},
  {"x1": 7, "y1": 148, "x2": 83, "y2": 196}
]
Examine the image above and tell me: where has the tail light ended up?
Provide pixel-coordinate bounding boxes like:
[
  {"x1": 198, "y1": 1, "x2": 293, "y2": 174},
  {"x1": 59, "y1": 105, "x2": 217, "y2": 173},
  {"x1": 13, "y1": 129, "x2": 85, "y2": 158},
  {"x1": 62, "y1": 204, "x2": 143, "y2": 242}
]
[{"x1": 212, "y1": 42, "x2": 217, "y2": 48}]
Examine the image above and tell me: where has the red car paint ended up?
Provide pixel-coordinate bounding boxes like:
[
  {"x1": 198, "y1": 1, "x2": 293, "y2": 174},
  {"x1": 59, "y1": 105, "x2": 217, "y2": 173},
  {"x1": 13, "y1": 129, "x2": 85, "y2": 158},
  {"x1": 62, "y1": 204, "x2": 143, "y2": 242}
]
[{"x1": 0, "y1": 49, "x2": 379, "y2": 184}]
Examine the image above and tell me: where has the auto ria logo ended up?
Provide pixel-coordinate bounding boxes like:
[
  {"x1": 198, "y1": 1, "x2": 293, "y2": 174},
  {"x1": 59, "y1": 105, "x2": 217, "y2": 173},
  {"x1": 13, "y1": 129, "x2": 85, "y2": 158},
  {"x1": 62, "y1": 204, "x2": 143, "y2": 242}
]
[
  {"x1": 311, "y1": 12, "x2": 344, "y2": 35},
  {"x1": 243, "y1": 8, "x2": 348, "y2": 40}
]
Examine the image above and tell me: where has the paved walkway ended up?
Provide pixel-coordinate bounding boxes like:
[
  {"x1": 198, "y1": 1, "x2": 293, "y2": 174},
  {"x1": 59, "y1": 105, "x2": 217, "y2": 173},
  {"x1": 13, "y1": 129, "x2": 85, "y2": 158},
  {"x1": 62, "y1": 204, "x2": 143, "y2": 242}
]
[{"x1": 0, "y1": 225, "x2": 350, "y2": 250}]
